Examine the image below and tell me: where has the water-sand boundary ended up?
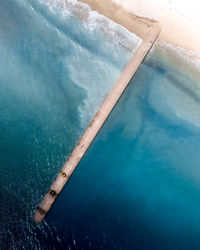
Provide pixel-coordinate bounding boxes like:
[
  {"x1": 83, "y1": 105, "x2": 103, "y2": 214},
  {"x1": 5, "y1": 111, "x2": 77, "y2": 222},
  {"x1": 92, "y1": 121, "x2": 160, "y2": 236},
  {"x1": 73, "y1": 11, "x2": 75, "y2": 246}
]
[
  {"x1": 79, "y1": 0, "x2": 200, "y2": 60},
  {"x1": 33, "y1": 22, "x2": 160, "y2": 224},
  {"x1": 77, "y1": 0, "x2": 200, "y2": 83}
]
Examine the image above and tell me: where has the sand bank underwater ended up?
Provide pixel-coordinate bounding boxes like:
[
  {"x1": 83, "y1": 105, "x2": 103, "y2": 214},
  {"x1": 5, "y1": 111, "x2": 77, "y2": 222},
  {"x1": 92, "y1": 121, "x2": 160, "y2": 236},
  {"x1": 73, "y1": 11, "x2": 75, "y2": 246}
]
[{"x1": 0, "y1": 0, "x2": 200, "y2": 249}]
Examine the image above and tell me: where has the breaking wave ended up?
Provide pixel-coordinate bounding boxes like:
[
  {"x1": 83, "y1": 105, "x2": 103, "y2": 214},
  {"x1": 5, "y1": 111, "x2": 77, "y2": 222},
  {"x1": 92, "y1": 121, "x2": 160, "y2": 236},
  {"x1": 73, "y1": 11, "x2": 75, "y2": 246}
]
[{"x1": 37, "y1": 0, "x2": 141, "y2": 51}]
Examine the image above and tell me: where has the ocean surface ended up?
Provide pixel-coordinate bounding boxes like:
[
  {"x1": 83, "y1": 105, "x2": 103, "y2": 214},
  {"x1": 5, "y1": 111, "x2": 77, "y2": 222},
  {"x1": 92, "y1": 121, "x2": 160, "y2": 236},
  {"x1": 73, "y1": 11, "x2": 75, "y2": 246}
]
[{"x1": 1, "y1": 0, "x2": 200, "y2": 249}]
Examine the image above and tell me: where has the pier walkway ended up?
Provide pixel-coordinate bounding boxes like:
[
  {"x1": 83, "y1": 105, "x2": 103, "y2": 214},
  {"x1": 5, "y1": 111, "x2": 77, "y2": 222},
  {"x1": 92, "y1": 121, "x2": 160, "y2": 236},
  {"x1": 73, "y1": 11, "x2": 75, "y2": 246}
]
[{"x1": 33, "y1": 22, "x2": 160, "y2": 224}]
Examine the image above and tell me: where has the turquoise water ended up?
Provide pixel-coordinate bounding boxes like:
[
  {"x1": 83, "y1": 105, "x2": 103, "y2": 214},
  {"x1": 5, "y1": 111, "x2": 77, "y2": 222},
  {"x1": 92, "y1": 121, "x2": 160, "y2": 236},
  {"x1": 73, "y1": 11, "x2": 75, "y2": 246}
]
[
  {"x1": 1, "y1": 0, "x2": 200, "y2": 249},
  {"x1": 47, "y1": 55, "x2": 200, "y2": 249},
  {"x1": 0, "y1": 0, "x2": 137, "y2": 248}
]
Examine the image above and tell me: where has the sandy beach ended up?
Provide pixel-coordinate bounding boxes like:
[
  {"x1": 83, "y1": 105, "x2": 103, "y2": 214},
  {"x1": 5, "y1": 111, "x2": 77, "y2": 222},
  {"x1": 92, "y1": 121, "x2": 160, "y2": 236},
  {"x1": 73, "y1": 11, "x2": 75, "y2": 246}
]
[{"x1": 78, "y1": 0, "x2": 200, "y2": 61}]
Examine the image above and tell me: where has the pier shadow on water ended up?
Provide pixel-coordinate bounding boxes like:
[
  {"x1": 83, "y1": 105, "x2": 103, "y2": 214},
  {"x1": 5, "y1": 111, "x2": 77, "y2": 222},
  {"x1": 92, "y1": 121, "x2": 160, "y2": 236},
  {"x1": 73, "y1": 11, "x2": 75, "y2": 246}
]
[
  {"x1": 46, "y1": 57, "x2": 200, "y2": 250},
  {"x1": 1, "y1": 0, "x2": 200, "y2": 249}
]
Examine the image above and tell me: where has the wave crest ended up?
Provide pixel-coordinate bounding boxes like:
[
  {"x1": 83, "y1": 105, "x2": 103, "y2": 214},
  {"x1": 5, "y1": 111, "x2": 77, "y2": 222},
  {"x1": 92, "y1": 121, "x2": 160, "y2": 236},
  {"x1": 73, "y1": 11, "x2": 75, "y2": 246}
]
[{"x1": 38, "y1": 0, "x2": 141, "y2": 51}]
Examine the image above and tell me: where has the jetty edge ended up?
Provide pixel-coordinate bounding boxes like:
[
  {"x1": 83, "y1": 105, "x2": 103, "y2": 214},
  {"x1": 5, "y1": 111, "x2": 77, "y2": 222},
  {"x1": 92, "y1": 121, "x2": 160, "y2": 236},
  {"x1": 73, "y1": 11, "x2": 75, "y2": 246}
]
[{"x1": 33, "y1": 22, "x2": 160, "y2": 224}]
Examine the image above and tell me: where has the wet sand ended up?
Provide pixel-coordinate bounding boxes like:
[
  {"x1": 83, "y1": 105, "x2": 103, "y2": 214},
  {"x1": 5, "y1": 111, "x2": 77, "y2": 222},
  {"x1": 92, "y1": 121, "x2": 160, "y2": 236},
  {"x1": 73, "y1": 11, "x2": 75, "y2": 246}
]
[{"x1": 79, "y1": 0, "x2": 200, "y2": 60}]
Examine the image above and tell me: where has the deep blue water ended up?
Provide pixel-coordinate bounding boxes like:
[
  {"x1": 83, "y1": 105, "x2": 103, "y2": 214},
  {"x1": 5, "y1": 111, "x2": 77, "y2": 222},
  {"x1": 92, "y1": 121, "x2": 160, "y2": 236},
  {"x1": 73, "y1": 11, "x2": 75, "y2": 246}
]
[
  {"x1": 0, "y1": 0, "x2": 135, "y2": 248},
  {"x1": 46, "y1": 57, "x2": 200, "y2": 249},
  {"x1": 1, "y1": 0, "x2": 200, "y2": 249}
]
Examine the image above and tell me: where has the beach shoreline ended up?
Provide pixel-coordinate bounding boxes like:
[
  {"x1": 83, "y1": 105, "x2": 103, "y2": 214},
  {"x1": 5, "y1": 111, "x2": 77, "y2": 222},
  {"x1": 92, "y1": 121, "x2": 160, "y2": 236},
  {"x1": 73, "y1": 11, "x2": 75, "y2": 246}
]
[
  {"x1": 78, "y1": 0, "x2": 200, "y2": 61},
  {"x1": 78, "y1": 0, "x2": 200, "y2": 82}
]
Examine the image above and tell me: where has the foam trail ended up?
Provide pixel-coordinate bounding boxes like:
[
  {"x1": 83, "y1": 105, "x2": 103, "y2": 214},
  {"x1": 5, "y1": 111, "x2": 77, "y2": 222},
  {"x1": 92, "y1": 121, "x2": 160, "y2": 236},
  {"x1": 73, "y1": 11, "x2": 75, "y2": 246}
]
[
  {"x1": 0, "y1": 0, "x2": 141, "y2": 247},
  {"x1": 38, "y1": 0, "x2": 142, "y2": 51},
  {"x1": 156, "y1": 41, "x2": 200, "y2": 71},
  {"x1": 30, "y1": 0, "x2": 142, "y2": 128}
]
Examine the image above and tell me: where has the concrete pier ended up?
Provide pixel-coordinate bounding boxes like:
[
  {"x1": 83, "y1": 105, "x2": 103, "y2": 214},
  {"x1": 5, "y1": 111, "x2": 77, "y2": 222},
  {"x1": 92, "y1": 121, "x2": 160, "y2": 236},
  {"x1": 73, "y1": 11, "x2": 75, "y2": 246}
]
[{"x1": 33, "y1": 23, "x2": 160, "y2": 224}]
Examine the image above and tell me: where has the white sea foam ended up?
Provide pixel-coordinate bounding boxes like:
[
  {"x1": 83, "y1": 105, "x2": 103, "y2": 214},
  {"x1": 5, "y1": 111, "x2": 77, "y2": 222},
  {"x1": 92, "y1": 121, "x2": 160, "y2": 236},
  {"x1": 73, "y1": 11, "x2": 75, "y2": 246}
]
[
  {"x1": 35, "y1": 0, "x2": 142, "y2": 129},
  {"x1": 155, "y1": 40, "x2": 200, "y2": 72},
  {"x1": 38, "y1": 0, "x2": 141, "y2": 51}
]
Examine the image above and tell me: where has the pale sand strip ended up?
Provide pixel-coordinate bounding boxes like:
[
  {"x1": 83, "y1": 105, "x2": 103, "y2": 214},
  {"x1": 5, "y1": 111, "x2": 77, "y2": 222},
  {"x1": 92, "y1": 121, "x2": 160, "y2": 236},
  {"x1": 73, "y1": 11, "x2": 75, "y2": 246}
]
[
  {"x1": 79, "y1": 0, "x2": 200, "y2": 59},
  {"x1": 33, "y1": 22, "x2": 160, "y2": 224}
]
